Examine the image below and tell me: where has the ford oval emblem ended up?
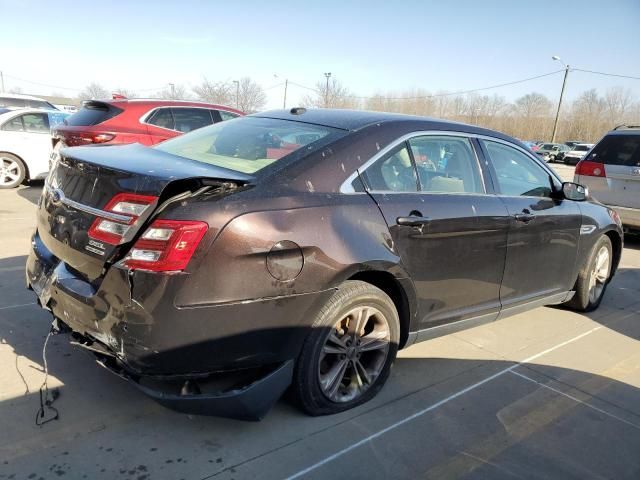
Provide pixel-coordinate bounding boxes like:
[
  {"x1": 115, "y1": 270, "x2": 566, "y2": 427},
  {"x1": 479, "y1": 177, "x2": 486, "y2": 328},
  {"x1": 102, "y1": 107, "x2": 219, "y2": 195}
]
[
  {"x1": 50, "y1": 188, "x2": 64, "y2": 205},
  {"x1": 633, "y1": 167, "x2": 640, "y2": 176}
]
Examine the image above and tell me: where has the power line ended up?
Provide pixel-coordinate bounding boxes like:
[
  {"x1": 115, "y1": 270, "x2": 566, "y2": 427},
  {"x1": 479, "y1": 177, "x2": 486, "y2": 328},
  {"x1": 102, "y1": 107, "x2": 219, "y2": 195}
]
[
  {"x1": 3, "y1": 74, "x2": 82, "y2": 92},
  {"x1": 572, "y1": 68, "x2": 640, "y2": 81}
]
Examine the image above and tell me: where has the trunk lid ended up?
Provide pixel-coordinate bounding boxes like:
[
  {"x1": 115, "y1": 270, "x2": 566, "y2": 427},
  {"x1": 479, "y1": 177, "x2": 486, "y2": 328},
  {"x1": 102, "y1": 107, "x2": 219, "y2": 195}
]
[{"x1": 39, "y1": 143, "x2": 252, "y2": 281}]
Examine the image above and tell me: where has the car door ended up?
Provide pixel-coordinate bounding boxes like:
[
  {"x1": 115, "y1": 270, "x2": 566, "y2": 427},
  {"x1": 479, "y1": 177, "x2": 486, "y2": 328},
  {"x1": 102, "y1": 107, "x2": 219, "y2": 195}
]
[
  {"x1": 479, "y1": 139, "x2": 581, "y2": 310},
  {"x1": 360, "y1": 134, "x2": 510, "y2": 329},
  {"x1": 0, "y1": 112, "x2": 51, "y2": 177}
]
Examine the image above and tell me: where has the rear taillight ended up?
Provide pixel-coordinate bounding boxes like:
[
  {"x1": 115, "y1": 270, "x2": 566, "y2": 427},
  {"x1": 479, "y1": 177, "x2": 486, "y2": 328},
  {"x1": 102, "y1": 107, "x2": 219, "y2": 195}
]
[
  {"x1": 60, "y1": 131, "x2": 115, "y2": 146},
  {"x1": 575, "y1": 160, "x2": 606, "y2": 178},
  {"x1": 88, "y1": 193, "x2": 158, "y2": 244},
  {"x1": 124, "y1": 220, "x2": 208, "y2": 272}
]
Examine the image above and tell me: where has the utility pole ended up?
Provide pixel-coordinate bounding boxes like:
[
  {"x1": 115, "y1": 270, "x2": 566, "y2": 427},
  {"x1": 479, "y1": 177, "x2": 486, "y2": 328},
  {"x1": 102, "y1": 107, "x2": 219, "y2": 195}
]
[
  {"x1": 169, "y1": 83, "x2": 176, "y2": 99},
  {"x1": 283, "y1": 79, "x2": 288, "y2": 109},
  {"x1": 551, "y1": 56, "x2": 569, "y2": 143},
  {"x1": 324, "y1": 72, "x2": 332, "y2": 108},
  {"x1": 0, "y1": 71, "x2": 4, "y2": 93},
  {"x1": 233, "y1": 80, "x2": 240, "y2": 109}
]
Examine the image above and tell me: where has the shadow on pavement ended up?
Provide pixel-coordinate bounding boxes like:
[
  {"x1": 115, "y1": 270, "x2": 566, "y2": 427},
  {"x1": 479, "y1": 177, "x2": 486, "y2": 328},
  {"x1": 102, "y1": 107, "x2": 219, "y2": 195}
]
[
  {"x1": 16, "y1": 181, "x2": 44, "y2": 205},
  {"x1": 1, "y1": 254, "x2": 640, "y2": 479}
]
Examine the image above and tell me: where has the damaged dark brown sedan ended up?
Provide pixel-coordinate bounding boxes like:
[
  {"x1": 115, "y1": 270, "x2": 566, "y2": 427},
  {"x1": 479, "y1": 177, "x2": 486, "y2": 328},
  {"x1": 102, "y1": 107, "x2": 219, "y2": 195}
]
[{"x1": 27, "y1": 108, "x2": 623, "y2": 420}]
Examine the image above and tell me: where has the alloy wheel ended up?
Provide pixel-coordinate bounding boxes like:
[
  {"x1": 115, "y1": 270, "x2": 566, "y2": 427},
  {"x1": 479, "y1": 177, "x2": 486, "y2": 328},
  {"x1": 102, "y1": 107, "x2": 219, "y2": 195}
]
[
  {"x1": 318, "y1": 305, "x2": 391, "y2": 403},
  {"x1": 0, "y1": 157, "x2": 22, "y2": 187},
  {"x1": 588, "y1": 246, "x2": 610, "y2": 305}
]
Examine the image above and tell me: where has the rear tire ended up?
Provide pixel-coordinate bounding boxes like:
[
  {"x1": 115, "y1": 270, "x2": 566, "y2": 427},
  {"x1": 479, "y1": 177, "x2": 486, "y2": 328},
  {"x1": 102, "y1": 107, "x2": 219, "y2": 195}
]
[
  {"x1": 293, "y1": 280, "x2": 400, "y2": 416},
  {"x1": 565, "y1": 235, "x2": 612, "y2": 312},
  {"x1": 0, "y1": 153, "x2": 26, "y2": 189}
]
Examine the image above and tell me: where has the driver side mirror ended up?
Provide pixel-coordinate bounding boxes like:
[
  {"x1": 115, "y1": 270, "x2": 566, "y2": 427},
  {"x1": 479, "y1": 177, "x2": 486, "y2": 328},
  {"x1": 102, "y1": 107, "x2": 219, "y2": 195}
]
[{"x1": 562, "y1": 182, "x2": 588, "y2": 201}]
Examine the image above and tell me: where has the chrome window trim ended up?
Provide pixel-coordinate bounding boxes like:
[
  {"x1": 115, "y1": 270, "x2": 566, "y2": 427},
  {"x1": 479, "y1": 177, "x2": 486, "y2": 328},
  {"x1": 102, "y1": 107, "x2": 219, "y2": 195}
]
[
  {"x1": 139, "y1": 105, "x2": 239, "y2": 133},
  {"x1": 44, "y1": 182, "x2": 133, "y2": 223},
  {"x1": 339, "y1": 130, "x2": 491, "y2": 195}
]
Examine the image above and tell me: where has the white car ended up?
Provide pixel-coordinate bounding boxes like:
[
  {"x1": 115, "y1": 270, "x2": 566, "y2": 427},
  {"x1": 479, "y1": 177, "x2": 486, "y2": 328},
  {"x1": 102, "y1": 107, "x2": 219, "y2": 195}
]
[
  {"x1": 0, "y1": 108, "x2": 70, "y2": 188},
  {"x1": 0, "y1": 93, "x2": 59, "y2": 111},
  {"x1": 563, "y1": 143, "x2": 595, "y2": 165}
]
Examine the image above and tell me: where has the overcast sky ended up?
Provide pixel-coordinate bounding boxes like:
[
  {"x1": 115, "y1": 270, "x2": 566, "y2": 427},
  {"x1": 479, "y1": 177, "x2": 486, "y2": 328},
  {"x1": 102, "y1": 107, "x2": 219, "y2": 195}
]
[{"x1": 1, "y1": 0, "x2": 638, "y2": 109}]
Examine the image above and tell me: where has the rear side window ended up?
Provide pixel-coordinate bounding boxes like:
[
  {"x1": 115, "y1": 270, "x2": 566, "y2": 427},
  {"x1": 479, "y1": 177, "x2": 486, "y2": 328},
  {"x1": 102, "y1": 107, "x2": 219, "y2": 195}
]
[
  {"x1": 1, "y1": 116, "x2": 24, "y2": 131},
  {"x1": 146, "y1": 108, "x2": 175, "y2": 130},
  {"x1": 219, "y1": 110, "x2": 240, "y2": 121},
  {"x1": 0, "y1": 97, "x2": 26, "y2": 108},
  {"x1": 22, "y1": 113, "x2": 50, "y2": 133},
  {"x1": 65, "y1": 102, "x2": 123, "y2": 126},
  {"x1": 171, "y1": 108, "x2": 214, "y2": 133},
  {"x1": 588, "y1": 135, "x2": 640, "y2": 167},
  {"x1": 409, "y1": 136, "x2": 483, "y2": 193},
  {"x1": 362, "y1": 144, "x2": 418, "y2": 192}
]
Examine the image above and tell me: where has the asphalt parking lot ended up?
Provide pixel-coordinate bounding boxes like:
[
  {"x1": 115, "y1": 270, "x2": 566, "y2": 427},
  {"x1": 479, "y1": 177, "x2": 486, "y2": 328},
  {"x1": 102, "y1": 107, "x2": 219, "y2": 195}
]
[{"x1": 1, "y1": 162, "x2": 639, "y2": 480}]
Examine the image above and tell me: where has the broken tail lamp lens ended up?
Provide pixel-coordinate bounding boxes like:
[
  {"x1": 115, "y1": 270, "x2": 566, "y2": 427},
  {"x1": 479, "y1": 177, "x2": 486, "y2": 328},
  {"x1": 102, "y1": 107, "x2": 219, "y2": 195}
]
[
  {"x1": 124, "y1": 220, "x2": 208, "y2": 272},
  {"x1": 88, "y1": 193, "x2": 158, "y2": 245}
]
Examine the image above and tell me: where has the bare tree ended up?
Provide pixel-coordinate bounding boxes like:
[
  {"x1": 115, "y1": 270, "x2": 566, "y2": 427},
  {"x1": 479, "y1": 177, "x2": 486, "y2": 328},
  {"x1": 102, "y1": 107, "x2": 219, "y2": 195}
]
[
  {"x1": 301, "y1": 78, "x2": 358, "y2": 109},
  {"x1": 236, "y1": 77, "x2": 267, "y2": 113},
  {"x1": 113, "y1": 87, "x2": 138, "y2": 99},
  {"x1": 192, "y1": 78, "x2": 234, "y2": 105},
  {"x1": 156, "y1": 84, "x2": 190, "y2": 100},
  {"x1": 78, "y1": 82, "x2": 109, "y2": 101},
  {"x1": 604, "y1": 87, "x2": 634, "y2": 127}
]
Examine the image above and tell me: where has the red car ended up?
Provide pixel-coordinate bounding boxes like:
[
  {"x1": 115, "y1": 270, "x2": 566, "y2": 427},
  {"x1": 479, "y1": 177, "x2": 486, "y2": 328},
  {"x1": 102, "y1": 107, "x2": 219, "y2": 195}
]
[{"x1": 52, "y1": 98, "x2": 243, "y2": 149}]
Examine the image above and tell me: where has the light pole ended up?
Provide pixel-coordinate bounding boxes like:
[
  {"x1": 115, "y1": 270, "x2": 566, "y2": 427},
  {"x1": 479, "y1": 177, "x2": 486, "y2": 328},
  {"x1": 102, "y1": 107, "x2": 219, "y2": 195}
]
[
  {"x1": 551, "y1": 55, "x2": 570, "y2": 143},
  {"x1": 169, "y1": 83, "x2": 176, "y2": 99},
  {"x1": 233, "y1": 80, "x2": 240, "y2": 109},
  {"x1": 324, "y1": 72, "x2": 332, "y2": 108},
  {"x1": 274, "y1": 74, "x2": 289, "y2": 109}
]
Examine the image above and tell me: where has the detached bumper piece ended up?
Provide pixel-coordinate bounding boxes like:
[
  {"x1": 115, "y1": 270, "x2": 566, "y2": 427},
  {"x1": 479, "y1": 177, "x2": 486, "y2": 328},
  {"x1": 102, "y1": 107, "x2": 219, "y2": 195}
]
[{"x1": 95, "y1": 354, "x2": 294, "y2": 421}]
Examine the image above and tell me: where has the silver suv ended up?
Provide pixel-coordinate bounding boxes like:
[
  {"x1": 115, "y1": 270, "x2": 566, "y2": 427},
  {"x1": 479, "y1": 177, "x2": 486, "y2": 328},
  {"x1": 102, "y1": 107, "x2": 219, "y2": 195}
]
[{"x1": 575, "y1": 125, "x2": 640, "y2": 231}]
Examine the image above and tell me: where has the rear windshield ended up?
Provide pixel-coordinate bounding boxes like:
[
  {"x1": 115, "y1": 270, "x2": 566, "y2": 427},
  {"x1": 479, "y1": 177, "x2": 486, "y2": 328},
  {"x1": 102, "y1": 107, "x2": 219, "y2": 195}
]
[
  {"x1": 65, "y1": 102, "x2": 123, "y2": 126},
  {"x1": 541, "y1": 144, "x2": 556, "y2": 149},
  {"x1": 574, "y1": 145, "x2": 590, "y2": 151},
  {"x1": 155, "y1": 116, "x2": 344, "y2": 174},
  {"x1": 0, "y1": 96, "x2": 56, "y2": 110},
  {"x1": 588, "y1": 135, "x2": 640, "y2": 166}
]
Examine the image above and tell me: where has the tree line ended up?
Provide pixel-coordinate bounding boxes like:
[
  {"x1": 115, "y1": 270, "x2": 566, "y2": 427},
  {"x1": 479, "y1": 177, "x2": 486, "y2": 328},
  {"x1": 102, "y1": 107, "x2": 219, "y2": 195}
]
[
  {"x1": 78, "y1": 78, "x2": 268, "y2": 113},
  {"x1": 301, "y1": 79, "x2": 639, "y2": 143},
  {"x1": 76, "y1": 77, "x2": 638, "y2": 143}
]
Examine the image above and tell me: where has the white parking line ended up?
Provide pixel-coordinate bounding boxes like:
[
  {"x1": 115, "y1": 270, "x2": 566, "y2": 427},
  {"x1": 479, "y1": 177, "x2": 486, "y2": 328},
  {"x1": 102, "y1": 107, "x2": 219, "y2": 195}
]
[
  {"x1": 510, "y1": 369, "x2": 640, "y2": 430},
  {"x1": 285, "y1": 326, "x2": 602, "y2": 480},
  {"x1": 0, "y1": 302, "x2": 36, "y2": 310}
]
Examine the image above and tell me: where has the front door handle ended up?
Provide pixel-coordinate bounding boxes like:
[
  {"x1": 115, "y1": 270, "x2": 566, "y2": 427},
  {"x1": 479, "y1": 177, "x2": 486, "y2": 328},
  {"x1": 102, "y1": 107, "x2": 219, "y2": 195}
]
[
  {"x1": 397, "y1": 216, "x2": 430, "y2": 227},
  {"x1": 514, "y1": 213, "x2": 535, "y2": 224}
]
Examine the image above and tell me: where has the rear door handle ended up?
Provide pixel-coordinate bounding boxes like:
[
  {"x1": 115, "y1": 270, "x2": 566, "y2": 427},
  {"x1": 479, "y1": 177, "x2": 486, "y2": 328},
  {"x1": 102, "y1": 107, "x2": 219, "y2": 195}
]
[
  {"x1": 397, "y1": 216, "x2": 430, "y2": 227},
  {"x1": 514, "y1": 213, "x2": 535, "y2": 224}
]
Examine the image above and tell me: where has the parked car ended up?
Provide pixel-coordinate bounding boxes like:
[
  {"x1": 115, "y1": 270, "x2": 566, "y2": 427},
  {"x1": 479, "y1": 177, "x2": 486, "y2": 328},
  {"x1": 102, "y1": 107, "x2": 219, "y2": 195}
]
[
  {"x1": 575, "y1": 125, "x2": 640, "y2": 232},
  {"x1": 564, "y1": 140, "x2": 584, "y2": 149},
  {"x1": 0, "y1": 93, "x2": 59, "y2": 111},
  {"x1": 0, "y1": 108, "x2": 70, "y2": 188},
  {"x1": 564, "y1": 143, "x2": 595, "y2": 165},
  {"x1": 535, "y1": 143, "x2": 571, "y2": 162},
  {"x1": 51, "y1": 98, "x2": 244, "y2": 157},
  {"x1": 27, "y1": 109, "x2": 623, "y2": 420}
]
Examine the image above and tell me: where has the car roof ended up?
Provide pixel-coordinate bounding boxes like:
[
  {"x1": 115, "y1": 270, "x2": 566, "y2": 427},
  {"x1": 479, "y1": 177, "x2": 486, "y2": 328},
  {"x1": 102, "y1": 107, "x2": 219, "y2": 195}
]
[
  {"x1": 0, "y1": 93, "x2": 52, "y2": 101},
  {"x1": 253, "y1": 108, "x2": 519, "y2": 143},
  {"x1": 99, "y1": 98, "x2": 242, "y2": 113}
]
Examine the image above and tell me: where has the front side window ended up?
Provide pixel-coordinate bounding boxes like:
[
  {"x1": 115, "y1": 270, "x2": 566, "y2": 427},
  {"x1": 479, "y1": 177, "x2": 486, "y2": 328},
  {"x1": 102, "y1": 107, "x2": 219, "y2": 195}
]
[
  {"x1": 361, "y1": 144, "x2": 418, "y2": 192},
  {"x1": 409, "y1": 136, "x2": 483, "y2": 193},
  {"x1": 155, "y1": 116, "x2": 341, "y2": 174},
  {"x1": 171, "y1": 108, "x2": 214, "y2": 133},
  {"x1": 22, "y1": 113, "x2": 50, "y2": 133},
  {"x1": 482, "y1": 140, "x2": 553, "y2": 197}
]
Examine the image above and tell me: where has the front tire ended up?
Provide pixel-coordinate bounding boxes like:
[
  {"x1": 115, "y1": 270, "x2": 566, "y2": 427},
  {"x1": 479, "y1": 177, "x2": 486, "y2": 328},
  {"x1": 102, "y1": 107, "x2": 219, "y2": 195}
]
[
  {"x1": 293, "y1": 280, "x2": 400, "y2": 416},
  {"x1": 0, "y1": 153, "x2": 26, "y2": 189},
  {"x1": 565, "y1": 235, "x2": 612, "y2": 312}
]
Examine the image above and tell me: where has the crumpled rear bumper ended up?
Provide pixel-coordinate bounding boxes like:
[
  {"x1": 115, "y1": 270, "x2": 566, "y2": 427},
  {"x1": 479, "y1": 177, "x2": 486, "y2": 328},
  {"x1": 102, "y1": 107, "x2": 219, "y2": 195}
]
[{"x1": 94, "y1": 350, "x2": 294, "y2": 421}]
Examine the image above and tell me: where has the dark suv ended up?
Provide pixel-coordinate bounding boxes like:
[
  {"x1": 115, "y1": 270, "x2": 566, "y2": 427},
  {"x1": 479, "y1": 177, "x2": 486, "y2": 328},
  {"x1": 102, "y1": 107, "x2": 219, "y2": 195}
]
[{"x1": 27, "y1": 109, "x2": 623, "y2": 420}]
